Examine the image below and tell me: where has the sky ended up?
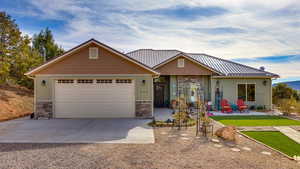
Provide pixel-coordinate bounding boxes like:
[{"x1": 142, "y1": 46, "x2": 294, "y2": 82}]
[{"x1": 1, "y1": 0, "x2": 300, "y2": 83}]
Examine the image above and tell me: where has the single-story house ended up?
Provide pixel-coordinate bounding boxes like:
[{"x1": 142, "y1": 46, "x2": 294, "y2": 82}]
[{"x1": 25, "y1": 39, "x2": 279, "y2": 118}]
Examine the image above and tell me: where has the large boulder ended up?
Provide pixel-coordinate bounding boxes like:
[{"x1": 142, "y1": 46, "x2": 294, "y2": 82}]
[{"x1": 215, "y1": 126, "x2": 237, "y2": 141}]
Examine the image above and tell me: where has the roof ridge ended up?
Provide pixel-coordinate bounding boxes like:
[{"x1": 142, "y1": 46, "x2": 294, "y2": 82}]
[{"x1": 187, "y1": 53, "x2": 278, "y2": 76}]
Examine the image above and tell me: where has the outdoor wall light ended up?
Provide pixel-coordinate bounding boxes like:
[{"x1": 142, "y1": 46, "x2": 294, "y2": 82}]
[
  {"x1": 263, "y1": 80, "x2": 267, "y2": 86},
  {"x1": 41, "y1": 80, "x2": 46, "y2": 86},
  {"x1": 142, "y1": 79, "x2": 146, "y2": 84}
]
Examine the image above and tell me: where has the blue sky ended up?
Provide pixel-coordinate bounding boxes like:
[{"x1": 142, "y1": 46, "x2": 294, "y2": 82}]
[{"x1": 1, "y1": 0, "x2": 300, "y2": 83}]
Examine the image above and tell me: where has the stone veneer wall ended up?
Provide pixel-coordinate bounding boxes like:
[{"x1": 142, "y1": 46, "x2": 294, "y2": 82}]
[
  {"x1": 135, "y1": 100, "x2": 152, "y2": 118},
  {"x1": 36, "y1": 101, "x2": 53, "y2": 118}
]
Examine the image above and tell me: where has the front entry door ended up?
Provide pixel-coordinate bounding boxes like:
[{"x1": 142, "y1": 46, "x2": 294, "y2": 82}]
[{"x1": 154, "y1": 83, "x2": 165, "y2": 107}]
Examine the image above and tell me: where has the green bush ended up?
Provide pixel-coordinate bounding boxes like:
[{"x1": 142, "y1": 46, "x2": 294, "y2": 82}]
[
  {"x1": 277, "y1": 98, "x2": 297, "y2": 116},
  {"x1": 256, "y1": 105, "x2": 266, "y2": 111},
  {"x1": 148, "y1": 118, "x2": 196, "y2": 127}
]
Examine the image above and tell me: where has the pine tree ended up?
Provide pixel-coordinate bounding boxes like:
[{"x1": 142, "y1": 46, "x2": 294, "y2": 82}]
[
  {"x1": 0, "y1": 11, "x2": 22, "y2": 83},
  {"x1": 0, "y1": 11, "x2": 43, "y2": 88},
  {"x1": 32, "y1": 27, "x2": 64, "y2": 61}
]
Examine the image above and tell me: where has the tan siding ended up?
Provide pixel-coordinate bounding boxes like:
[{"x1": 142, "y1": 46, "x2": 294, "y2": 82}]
[
  {"x1": 155, "y1": 57, "x2": 213, "y2": 75},
  {"x1": 35, "y1": 75, "x2": 153, "y2": 102},
  {"x1": 34, "y1": 43, "x2": 152, "y2": 75},
  {"x1": 210, "y1": 78, "x2": 272, "y2": 110}
]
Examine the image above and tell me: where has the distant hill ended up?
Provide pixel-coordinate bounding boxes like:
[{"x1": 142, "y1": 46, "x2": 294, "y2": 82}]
[{"x1": 274, "y1": 81, "x2": 300, "y2": 91}]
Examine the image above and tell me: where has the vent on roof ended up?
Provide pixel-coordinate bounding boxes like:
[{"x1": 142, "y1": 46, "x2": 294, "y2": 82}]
[
  {"x1": 177, "y1": 58, "x2": 185, "y2": 68},
  {"x1": 259, "y1": 66, "x2": 265, "y2": 71},
  {"x1": 89, "y1": 47, "x2": 98, "y2": 59}
]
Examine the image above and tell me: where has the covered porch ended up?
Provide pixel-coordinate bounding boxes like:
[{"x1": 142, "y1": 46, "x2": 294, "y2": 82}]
[{"x1": 153, "y1": 75, "x2": 211, "y2": 108}]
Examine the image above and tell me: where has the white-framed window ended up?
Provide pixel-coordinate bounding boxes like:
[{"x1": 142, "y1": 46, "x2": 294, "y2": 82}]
[
  {"x1": 89, "y1": 47, "x2": 98, "y2": 59},
  {"x1": 237, "y1": 83, "x2": 256, "y2": 101},
  {"x1": 177, "y1": 58, "x2": 185, "y2": 68},
  {"x1": 77, "y1": 79, "x2": 93, "y2": 84},
  {"x1": 97, "y1": 79, "x2": 113, "y2": 84},
  {"x1": 116, "y1": 79, "x2": 132, "y2": 84}
]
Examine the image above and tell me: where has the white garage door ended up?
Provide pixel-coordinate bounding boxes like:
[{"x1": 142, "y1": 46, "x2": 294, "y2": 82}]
[{"x1": 54, "y1": 79, "x2": 135, "y2": 118}]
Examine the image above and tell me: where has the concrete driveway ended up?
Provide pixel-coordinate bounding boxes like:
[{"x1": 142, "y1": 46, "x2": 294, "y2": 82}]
[{"x1": 0, "y1": 118, "x2": 154, "y2": 144}]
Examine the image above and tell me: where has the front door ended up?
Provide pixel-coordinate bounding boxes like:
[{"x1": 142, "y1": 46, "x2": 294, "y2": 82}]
[{"x1": 154, "y1": 83, "x2": 165, "y2": 107}]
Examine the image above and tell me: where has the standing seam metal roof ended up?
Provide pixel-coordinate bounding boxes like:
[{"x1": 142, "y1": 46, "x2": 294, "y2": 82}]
[{"x1": 126, "y1": 49, "x2": 279, "y2": 77}]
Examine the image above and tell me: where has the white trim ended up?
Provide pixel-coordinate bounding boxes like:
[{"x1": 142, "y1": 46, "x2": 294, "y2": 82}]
[
  {"x1": 236, "y1": 83, "x2": 256, "y2": 102},
  {"x1": 34, "y1": 78, "x2": 37, "y2": 113},
  {"x1": 35, "y1": 74, "x2": 154, "y2": 77},
  {"x1": 151, "y1": 77, "x2": 154, "y2": 117},
  {"x1": 136, "y1": 100, "x2": 152, "y2": 102},
  {"x1": 52, "y1": 79, "x2": 56, "y2": 118},
  {"x1": 153, "y1": 53, "x2": 222, "y2": 75},
  {"x1": 212, "y1": 76, "x2": 273, "y2": 79},
  {"x1": 25, "y1": 39, "x2": 159, "y2": 76}
]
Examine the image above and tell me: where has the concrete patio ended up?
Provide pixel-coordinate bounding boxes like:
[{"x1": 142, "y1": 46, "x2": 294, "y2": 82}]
[{"x1": 154, "y1": 108, "x2": 269, "y2": 121}]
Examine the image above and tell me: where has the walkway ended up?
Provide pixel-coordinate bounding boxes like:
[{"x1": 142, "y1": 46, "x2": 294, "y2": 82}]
[
  {"x1": 274, "y1": 126, "x2": 300, "y2": 144},
  {"x1": 211, "y1": 111, "x2": 267, "y2": 116}
]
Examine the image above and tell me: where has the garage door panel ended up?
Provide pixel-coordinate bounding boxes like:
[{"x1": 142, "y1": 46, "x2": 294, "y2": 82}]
[{"x1": 54, "y1": 80, "x2": 135, "y2": 118}]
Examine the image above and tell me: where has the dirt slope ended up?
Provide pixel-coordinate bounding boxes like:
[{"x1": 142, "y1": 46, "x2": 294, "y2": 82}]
[{"x1": 0, "y1": 84, "x2": 33, "y2": 121}]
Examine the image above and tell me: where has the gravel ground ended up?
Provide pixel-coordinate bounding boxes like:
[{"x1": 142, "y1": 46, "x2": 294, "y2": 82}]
[{"x1": 0, "y1": 127, "x2": 299, "y2": 169}]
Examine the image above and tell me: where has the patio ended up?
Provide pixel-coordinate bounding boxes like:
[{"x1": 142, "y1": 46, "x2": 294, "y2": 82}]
[{"x1": 154, "y1": 108, "x2": 269, "y2": 121}]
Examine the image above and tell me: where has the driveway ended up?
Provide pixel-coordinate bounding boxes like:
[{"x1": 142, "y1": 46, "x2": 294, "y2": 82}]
[{"x1": 0, "y1": 118, "x2": 154, "y2": 144}]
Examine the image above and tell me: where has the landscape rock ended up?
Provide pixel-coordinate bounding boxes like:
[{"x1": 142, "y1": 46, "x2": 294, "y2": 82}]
[{"x1": 215, "y1": 126, "x2": 238, "y2": 141}]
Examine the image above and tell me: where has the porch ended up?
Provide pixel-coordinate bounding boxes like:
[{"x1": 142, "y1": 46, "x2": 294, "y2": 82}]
[{"x1": 154, "y1": 108, "x2": 269, "y2": 121}]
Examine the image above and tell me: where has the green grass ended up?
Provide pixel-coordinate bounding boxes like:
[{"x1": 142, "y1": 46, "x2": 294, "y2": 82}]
[
  {"x1": 210, "y1": 115, "x2": 300, "y2": 126},
  {"x1": 242, "y1": 131, "x2": 300, "y2": 157}
]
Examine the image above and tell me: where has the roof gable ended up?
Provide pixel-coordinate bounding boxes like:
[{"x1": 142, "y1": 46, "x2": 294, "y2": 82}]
[
  {"x1": 155, "y1": 56, "x2": 215, "y2": 75},
  {"x1": 127, "y1": 49, "x2": 279, "y2": 78},
  {"x1": 25, "y1": 39, "x2": 159, "y2": 76}
]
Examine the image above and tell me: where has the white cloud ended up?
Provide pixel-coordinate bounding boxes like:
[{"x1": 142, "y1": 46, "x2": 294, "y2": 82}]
[{"x1": 16, "y1": 0, "x2": 300, "y2": 79}]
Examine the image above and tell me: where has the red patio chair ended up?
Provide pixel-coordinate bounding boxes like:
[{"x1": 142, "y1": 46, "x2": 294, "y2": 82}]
[
  {"x1": 221, "y1": 99, "x2": 233, "y2": 113},
  {"x1": 237, "y1": 99, "x2": 248, "y2": 112}
]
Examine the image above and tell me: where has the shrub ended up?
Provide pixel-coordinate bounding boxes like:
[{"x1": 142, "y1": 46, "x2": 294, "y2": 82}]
[
  {"x1": 148, "y1": 118, "x2": 196, "y2": 127},
  {"x1": 256, "y1": 105, "x2": 266, "y2": 111},
  {"x1": 249, "y1": 105, "x2": 256, "y2": 110},
  {"x1": 277, "y1": 98, "x2": 297, "y2": 116}
]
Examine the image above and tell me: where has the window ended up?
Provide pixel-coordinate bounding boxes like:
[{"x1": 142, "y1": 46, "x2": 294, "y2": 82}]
[
  {"x1": 237, "y1": 84, "x2": 255, "y2": 101},
  {"x1": 177, "y1": 58, "x2": 184, "y2": 68},
  {"x1": 89, "y1": 47, "x2": 98, "y2": 59},
  {"x1": 247, "y1": 84, "x2": 255, "y2": 101},
  {"x1": 116, "y1": 79, "x2": 132, "y2": 83},
  {"x1": 57, "y1": 79, "x2": 74, "y2": 84},
  {"x1": 77, "y1": 79, "x2": 93, "y2": 84},
  {"x1": 97, "y1": 79, "x2": 112, "y2": 83}
]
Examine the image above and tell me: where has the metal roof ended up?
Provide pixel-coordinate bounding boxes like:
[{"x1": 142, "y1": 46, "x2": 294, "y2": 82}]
[{"x1": 127, "y1": 49, "x2": 279, "y2": 77}]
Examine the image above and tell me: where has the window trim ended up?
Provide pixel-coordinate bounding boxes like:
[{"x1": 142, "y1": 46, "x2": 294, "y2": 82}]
[
  {"x1": 237, "y1": 83, "x2": 256, "y2": 102},
  {"x1": 89, "y1": 47, "x2": 99, "y2": 59},
  {"x1": 177, "y1": 58, "x2": 185, "y2": 68}
]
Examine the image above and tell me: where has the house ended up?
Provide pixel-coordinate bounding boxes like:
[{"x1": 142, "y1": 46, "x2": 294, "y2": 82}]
[{"x1": 25, "y1": 39, "x2": 279, "y2": 118}]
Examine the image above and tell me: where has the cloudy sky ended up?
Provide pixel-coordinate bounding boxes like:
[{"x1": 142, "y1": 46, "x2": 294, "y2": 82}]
[{"x1": 2, "y1": 0, "x2": 300, "y2": 83}]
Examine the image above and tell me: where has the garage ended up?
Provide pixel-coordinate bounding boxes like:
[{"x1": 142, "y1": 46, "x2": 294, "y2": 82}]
[{"x1": 54, "y1": 79, "x2": 135, "y2": 118}]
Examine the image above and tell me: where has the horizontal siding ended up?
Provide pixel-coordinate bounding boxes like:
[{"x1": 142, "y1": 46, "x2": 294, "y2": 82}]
[
  {"x1": 211, "y1": 78, "x2": 272, "y2": 110},
  {"x1": 35, "y1": 75, "x2": 153, "y2": 102}
]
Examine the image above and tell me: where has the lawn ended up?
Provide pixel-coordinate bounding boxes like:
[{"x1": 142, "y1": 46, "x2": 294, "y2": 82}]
[
  {"x1": 210, "y1": 115, "x2": 300, "y2": 126},
  {"x1": 242, "y1": 131, "x2": 300, "y2": 157}
]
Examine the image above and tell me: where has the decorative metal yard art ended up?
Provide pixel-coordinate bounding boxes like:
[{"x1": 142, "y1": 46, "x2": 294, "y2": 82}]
[{"x1": 173, "y1": 78, "x2": 205, "y2": 131}]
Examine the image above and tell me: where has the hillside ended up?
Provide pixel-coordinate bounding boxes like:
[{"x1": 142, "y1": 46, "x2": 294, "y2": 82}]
[
  {"x1": 284, "y1": 81, "x2": 300, "y2": 90},
  {"x1": 276, "y1": 81, "x2": 300, "y2": 91},
  {"x1": 0, "y1": 84, "x2": 33, "y2": 121}
]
